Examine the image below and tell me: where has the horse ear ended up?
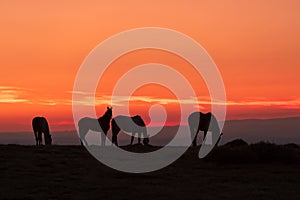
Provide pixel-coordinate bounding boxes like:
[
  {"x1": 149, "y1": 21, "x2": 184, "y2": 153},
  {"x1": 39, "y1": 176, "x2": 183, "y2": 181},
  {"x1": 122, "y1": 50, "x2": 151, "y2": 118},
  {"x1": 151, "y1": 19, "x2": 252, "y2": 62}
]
[{"x1": 107, "y1": 106, "x2": 109, "y2": 109}]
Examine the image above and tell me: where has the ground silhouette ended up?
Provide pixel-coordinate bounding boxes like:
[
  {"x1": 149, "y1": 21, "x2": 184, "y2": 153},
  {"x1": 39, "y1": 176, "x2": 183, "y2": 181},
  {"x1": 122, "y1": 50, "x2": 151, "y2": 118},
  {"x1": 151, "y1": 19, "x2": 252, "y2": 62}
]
[{"x1": 1, "y1": 141, "x2": 300, "y2": 199}]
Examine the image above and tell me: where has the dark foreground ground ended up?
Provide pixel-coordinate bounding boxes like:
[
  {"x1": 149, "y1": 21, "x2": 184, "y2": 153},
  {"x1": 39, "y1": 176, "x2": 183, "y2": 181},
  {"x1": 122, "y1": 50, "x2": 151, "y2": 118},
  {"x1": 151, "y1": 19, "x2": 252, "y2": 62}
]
[{"x1": 1, "y1": 142, "x2": 300, "y2": 200}]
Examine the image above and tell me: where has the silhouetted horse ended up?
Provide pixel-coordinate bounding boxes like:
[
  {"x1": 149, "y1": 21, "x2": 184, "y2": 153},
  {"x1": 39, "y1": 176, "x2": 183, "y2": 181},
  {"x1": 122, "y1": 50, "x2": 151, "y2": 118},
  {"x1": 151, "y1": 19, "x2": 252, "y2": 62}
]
[
  {"x1": 32, "y1": 117, "x2": 52, "y2": 146},
  {"x1": 188, "y1": 112, "x2": 221, "y2": 146},
  {"x1": 78, "y1": 107, "x2": 112, "y2": 146},
  {"x1": 111, "y1": 115, "x2": 149, "y2": 146}
]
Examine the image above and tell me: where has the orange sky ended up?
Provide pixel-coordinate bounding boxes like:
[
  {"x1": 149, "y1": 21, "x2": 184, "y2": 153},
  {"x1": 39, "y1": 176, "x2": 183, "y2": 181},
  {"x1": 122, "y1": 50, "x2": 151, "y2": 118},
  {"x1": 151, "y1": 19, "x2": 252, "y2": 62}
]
[{"x1": 0, "y1": 0, "x2": 299, "y2": 131}]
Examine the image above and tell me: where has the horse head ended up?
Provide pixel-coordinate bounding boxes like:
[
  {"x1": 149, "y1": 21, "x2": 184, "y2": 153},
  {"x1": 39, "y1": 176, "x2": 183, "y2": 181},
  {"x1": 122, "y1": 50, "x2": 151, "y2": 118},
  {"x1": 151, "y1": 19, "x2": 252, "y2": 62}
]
[{"x1": 105, "y1": 106, "x2": 113, "y2": 119}]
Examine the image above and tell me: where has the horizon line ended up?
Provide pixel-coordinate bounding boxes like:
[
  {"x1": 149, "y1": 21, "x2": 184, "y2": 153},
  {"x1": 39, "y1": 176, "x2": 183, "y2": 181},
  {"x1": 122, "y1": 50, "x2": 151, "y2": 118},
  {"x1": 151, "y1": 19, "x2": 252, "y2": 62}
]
[{"x1": 1, "y1": 115, "x2": 300, "y2": 133}]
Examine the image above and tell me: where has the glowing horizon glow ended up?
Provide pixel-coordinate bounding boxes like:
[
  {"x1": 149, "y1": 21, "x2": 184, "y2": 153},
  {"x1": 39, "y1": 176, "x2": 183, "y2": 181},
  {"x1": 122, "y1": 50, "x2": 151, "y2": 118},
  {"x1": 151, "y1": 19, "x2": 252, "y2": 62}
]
[{"x1": 1, "y1": 85, "x2": 299, "y2": 131}]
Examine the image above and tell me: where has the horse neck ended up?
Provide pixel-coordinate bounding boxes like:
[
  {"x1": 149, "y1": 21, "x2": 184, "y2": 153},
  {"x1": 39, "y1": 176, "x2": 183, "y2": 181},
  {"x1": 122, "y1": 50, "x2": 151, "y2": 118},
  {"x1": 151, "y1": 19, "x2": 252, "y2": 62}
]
[{"x1": 99, "y1": 112, "x2": 111, "y2": 121}]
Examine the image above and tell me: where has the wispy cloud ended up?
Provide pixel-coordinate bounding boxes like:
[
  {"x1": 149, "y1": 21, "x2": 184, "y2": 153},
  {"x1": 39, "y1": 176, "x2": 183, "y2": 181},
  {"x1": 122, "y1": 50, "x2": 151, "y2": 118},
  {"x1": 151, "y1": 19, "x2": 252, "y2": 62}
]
[
  {"x1": 0, "y1": 86, "x2": 57, "y2": 106},
  {"x1": 69, "y1": 91, "x2": 300, "y2": 108},
  {"x1": 0, "y1": 86, "x2": 29, "y2": 103},
  {"x1": 70, "y1": 94, "x2": 201, "y2": 107},
  {"x1": 2, "y1": 87, "x2": 300, "y2": 109},
  {"x1": 225, "y1": 98, "x2": 300, "y2": 107},
  {"x1": 35, "y1": 100, "x2": 57, "y2": 106}
]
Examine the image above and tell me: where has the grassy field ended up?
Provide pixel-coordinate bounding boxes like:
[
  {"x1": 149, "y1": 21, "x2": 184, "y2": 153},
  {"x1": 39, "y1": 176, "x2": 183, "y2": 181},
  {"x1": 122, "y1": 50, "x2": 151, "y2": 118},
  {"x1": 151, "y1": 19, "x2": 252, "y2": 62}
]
[{"x1": 1, "y1": 142, "x2": 300, "y2": 199}]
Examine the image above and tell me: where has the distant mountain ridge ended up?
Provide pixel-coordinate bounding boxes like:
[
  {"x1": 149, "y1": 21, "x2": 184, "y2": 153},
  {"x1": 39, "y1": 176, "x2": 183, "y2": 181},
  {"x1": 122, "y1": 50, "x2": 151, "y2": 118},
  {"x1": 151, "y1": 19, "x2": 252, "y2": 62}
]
[{"x1": 221, "y1": 117, "x2": 300, "y2": 145}]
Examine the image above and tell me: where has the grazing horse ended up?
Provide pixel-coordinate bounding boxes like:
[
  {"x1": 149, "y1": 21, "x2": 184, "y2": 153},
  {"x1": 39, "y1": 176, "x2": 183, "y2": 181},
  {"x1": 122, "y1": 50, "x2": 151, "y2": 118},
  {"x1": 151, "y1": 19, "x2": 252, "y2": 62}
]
[
  {"x1": 111, "y1": 115, "x2": 149, "y2": 146},
  {"x1": 78, "y1": 107, "x2": 112, "y2": 146},
  {"x1": 32, "y1": 117, "x2": 52, "y2": 146},
  {"x1": 188, "y1": 112, "x2": 221, "y2": 146}
]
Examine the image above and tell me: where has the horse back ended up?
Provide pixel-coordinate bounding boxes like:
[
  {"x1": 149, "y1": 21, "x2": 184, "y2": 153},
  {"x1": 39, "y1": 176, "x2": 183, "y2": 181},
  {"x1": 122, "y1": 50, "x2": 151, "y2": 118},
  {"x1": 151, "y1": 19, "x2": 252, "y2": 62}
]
[
  {"x1": 198, "y1": 112, "x2": 220, "y2": 132},
  {"x1": 112, "y1": 115, "x2": 146, "y2": 133},
  {"x1": 32, "y1": 117, "x2": 49, "y2": 132},
  {"x1": 78, "y1": 116, "x2": 111, "y2": 133},
  {"x1": 188, "y1": 112, "x2": 213, "y2": 132},
  {"x1": 199, "y1": 112, "x2": 212, "y2": 131},
  {"x1": 132, "y1": 115, "x2": 146, "y2": 127}
]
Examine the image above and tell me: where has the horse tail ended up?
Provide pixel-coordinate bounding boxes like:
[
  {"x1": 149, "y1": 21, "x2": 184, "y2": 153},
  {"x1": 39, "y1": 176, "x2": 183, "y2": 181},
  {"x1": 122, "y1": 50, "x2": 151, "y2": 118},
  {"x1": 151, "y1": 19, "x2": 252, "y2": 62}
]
[
  {"x1": 138, "y1": 117, "x2": 149, "y2": 145},
  {"x1": 78, "y1": 119, "x2": 85, "y2": 139},
  {"x1": 208, "y1": 113, "x2": 221, "y2": 146},
  {"x1": 188, "y1": 112, "x2": 200, "y2": 145}
]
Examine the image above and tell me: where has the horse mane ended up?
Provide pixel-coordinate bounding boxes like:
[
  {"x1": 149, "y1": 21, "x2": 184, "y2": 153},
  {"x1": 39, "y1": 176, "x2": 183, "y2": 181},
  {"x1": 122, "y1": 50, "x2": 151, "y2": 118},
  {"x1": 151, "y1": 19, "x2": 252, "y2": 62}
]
[
  {"x1": 132, "y1": 115, "x2": 146, "y2": 126},
  {"x1": 98, "y1": 108, "x2": 111, "y2": 119}
]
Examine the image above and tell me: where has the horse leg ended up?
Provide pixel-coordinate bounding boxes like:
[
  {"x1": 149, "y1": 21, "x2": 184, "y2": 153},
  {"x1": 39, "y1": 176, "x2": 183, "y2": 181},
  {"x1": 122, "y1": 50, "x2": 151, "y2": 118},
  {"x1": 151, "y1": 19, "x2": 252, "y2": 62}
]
[
  {"x1": 192, "y1": 130, "x2": 198, "y2": 147},
  {"x1": 101, "y1": 132, "x2": 106, "y2": 146},
  {"x1": 112, "y1": 123, "x2": 119, "y2": 146},
  {"x1": 79, "y1": 127, "x2": 87, "y2": 146},
  {"x1": 115, "y1": 134, "x2": 118, "y2": 146},
  {"x1": 142, "y1": 130, "x2": 149, "y2": 145},
  {"x1": 138, "y1": 132, "x2": 141, "y2": 144},
  {"x1": 130, "y1": 133, "x2": 136, "y2": 145},
  {"x1": 82, "y1": 138, "x2": 88, "y2": 146},
  {"x1": 104, "y1": 132, "x2": 107, "y2": 146},
  {"x1": 34, "y1": 131, "x2": 38, "y2": 146},
  {"x1": 203, "y1": 130, "x2": 208, "y2": 140},
  {"x1": 112, "y1": 133, "x2": 115, "y2": 145},
  {"x1": 112, "y1": 133, "x2": 118, "y2": 146},
  {"x1": 189, "y1": 119, "x2": 199, "y2": 147},
  {"x1": 38, "y1": 130, "x2": 42, "y2": 146}
]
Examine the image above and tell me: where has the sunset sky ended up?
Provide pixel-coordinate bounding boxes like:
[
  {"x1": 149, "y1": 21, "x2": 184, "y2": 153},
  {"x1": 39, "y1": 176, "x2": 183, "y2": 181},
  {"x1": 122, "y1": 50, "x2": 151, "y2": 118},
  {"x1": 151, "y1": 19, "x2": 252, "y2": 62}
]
[{"x1": 0, "y1": 0, "x2": 299, "y2": 132}]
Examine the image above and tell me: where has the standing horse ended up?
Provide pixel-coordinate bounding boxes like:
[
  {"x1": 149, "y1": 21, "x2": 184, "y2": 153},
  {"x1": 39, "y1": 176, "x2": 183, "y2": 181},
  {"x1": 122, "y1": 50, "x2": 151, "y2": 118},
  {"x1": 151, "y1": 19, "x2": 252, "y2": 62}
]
[
  {"x1": 188, "y1": 112, "x2": 222, "y2": 146},
  {"x1": 111, "y1": 115, "x2": 149, "y2": 146},
  {"x1": 32, "y1": 117, "x2": 52, "y2": 146},
  {"x1": 78, "y1": 107, "x2": 112, "y2": 146}
]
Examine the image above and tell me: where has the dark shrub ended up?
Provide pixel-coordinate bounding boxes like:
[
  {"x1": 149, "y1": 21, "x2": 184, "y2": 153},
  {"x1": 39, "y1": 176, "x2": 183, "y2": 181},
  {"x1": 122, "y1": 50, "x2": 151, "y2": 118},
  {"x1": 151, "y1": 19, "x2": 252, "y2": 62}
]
[
  {"x1": 205, "y1": 140, "x2": 300, "y2": 164},
  {"x1": 223, "y1": 139, "x2": 248, "y2": 147}
]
